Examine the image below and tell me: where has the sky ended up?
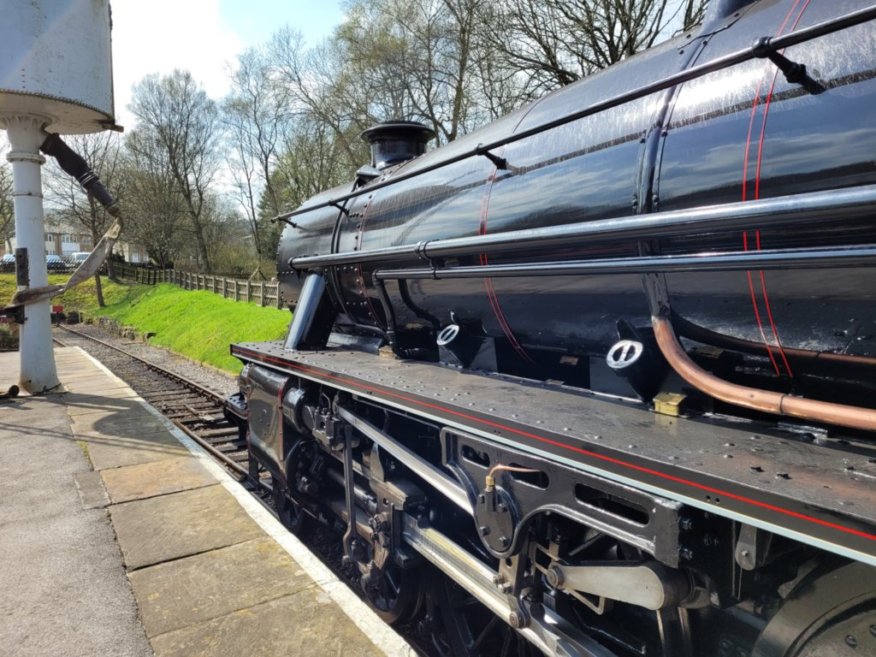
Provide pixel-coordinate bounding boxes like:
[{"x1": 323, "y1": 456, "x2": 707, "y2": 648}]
[{"x1": 110, "y1": 0, "x2": 346, "y2": 129}]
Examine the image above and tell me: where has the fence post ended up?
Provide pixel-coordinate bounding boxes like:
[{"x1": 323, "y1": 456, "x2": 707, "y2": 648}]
[{"x1": 245, "y1": 280, "x2": 251, "y2": 303}]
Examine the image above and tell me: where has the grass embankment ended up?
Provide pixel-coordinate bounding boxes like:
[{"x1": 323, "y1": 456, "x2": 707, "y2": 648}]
[{"x1": 1, "y1": 274, "x2": 291, "y2": 372}]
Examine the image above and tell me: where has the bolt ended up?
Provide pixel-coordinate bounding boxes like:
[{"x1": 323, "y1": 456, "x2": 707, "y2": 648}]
[
  {"x1": 508, "y1": 607, "x2": 530, "y2": 628},
  {"x1": 479, "y1": 525, "x2": 491, "y2": 536},
  {"x1": 845, "y1": 634, "x2": 858, "y2": 648},
  {"x1": 678, "y1": 516, "x2": 694, "y2": 531},
  {"x1": 498, "y1": 536, "x2": 510, "y2": 549},
  {"x1": 546, "y1": 567, "x2": 563, "y2": 589},
  {"x1": 497, "y1": 502, "x2": 507, "y2": 513},
  {"x1": 680, "y1": 547, "x2": 694, "y2": 561},
  {"x1": 870, "y1": 624, "x2": 876, "y2": 637}
]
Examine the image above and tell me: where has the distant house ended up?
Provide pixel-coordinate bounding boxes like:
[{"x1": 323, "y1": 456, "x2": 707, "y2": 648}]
[{"x1": 2, "y1": 219, "x2": 148, "y2": 264}]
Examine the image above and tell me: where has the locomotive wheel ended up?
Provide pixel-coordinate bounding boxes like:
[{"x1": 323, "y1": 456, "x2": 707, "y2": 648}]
[
  {"x1": 751, "y1": 561, "x2": 876, "y2": 657},
  {"x1": 363, "y1": 564, "x2": 424, "y2": 625},
  {"x1": 426, "y1": 571, "x2": 533, "y2": 657},
  {"x1": 272, "y1": 478, "x2": 310, "y2": 535}
]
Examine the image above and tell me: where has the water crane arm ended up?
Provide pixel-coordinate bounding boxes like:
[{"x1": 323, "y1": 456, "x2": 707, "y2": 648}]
[{"x1": 40, "y1": 133, "x2": 120, "y2": 217}]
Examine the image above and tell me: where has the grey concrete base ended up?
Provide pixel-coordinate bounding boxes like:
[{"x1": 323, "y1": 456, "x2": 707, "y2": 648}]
[
  {"x1": 0, "y1": 350, "x2": 154, "y2": 657},
  {"x1": 74, "y1": 470, "x2": 110, "y2": 509}
]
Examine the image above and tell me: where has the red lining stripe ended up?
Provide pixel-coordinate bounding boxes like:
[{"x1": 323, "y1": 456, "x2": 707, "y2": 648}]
[
  {"x1": 741, "y1": 0, "x2": 808, "y2": 378},
  {"x1": 743, "y1": 232, "x2": 782, "y2": 374},
  {"x1": 478, "y1": 159, "x2": 534, "y2": 364},
  {"x1": 235, "y1": 346, "x2": 876, "y2": 546}
]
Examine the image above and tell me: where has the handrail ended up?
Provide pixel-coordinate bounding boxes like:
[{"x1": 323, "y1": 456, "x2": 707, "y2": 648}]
[
  {"x1": 276, "y1": 5, "x2": 876, "y2": 225},
  {"x1": 290, "y1": 184, "x2": 876, "y2": 270},
  {"x1": 372, "y1": 244, "x2": 876, "y2": 281}
]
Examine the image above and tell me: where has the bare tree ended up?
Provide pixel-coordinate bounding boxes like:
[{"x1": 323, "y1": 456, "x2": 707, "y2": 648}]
[
  {"x1": 483, "y1": 0, "x2": 707, "y2": 94},
  {"x1": 119, "y1": 132, "x2": 188, "y2": 270},
  {"x1": 43, "y1": 133, "x2": 123, "y2": 306},
  {"x1": 0, "y1": 159, "x2": 12, "y2": 253},
  {"x1": 223, "y1": 46, "x2": 289, "y2": 263},
  {"x1": 129, "y1": 71, "x2": 220, "y2": 272},
  {"x1": 334, "y1": 0, "x2": 489, "y2": 144}
]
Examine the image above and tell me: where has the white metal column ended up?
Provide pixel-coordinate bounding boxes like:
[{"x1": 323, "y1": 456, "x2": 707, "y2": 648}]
[{"x1": 3, "y1": 113, "x2": 60, "y2": 393}]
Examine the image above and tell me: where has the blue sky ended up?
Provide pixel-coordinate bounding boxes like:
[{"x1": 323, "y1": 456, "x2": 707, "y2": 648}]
[
  {"x1": 111, "y1": 0, "x2": 346, "y2": 128},
  {"x1": 220, "y1": 0, "x2": 345, "y2": 47}
]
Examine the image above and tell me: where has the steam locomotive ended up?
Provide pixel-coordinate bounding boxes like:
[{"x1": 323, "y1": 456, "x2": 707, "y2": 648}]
[{"x1": 227, "y1": 1, "x2": 876, "y2": 654}]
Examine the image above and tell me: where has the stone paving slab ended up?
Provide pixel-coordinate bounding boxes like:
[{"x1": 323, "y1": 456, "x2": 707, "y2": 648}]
[
  {"x1": 83, "y1": 432, "x2": 190, "y2": 470},
  {"x1": 63, "y1": 392, "x2": 143, "y2": 417},
  {"x1": 102, "y1": 456, "x2": 214, "y2": 503},
  {"x1": 150, "y1": 592, "x2": 384, "y2": 657},
  {"x1": 110, "y1": 483, "x2": 264, "y2": 570},
  {"x1": 71, "y1": 407, "x2": 171, "y2": 438},
  {"x1": 130, "y1": 537, "x2": 314, "y2": 637}
]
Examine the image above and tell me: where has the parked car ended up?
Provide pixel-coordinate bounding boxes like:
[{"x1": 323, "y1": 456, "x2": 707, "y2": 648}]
[
  {"x1": 70, "y1": 251, "x2": 91, "y2": 264},
  {"x1": 0, "y1": 253, "x2": 14, "y2": 273},
  {"x1": 46, "y1": 255, "x2": 68, "y2": 272}
]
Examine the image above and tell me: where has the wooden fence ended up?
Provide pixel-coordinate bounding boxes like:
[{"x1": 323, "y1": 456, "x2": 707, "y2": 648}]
[{"x1": 113, "y1": 264, "x2": 284, "y2": 308}]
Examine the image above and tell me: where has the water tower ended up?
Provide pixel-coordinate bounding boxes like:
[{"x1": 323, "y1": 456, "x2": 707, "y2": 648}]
[{"x1": 0, "y1": 0, "x2": 116, "y2": 393}]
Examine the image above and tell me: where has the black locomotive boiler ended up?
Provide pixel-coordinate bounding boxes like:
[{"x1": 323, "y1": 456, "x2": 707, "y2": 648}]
[{"x1": 227, "y1": 1, "x2": 876, "y2": 655}]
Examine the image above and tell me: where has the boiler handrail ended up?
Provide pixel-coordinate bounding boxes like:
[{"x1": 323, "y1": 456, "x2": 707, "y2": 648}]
[{"x1": 289, "y1": 184, "x2": 876, "y2": 269}]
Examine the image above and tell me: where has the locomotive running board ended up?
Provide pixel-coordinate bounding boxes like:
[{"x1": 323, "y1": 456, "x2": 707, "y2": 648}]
[{"x1": 232, "y1": 341, "x2": 876, "y2": 567}]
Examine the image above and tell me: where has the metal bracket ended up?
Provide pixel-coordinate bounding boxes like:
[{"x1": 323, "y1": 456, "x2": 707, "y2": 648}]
[
  {"x1": 735, "y1": 524, "x2": 774, "y2": 571},
  {"x1": 475, "y1": 144, "x2": 508, "y2": 170},
  {"x1": 753, "y1": 37, "x2": 825, "y2": 95},
  {"x1": 329, "y1": 200, "x2": 351, "y2": 216}
]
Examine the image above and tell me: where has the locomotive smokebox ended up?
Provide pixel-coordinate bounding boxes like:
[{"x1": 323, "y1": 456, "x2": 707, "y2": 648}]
[{"x1": 361, "y1": 120, "x2": 436, "y2": 170}]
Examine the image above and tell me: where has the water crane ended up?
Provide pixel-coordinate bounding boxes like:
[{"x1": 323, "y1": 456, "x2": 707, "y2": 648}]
[{"x1": 0, "y1": 0, "x2": 119, "y2": 393}]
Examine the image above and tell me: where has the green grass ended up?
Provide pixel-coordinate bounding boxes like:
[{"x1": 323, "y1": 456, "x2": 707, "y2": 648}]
[
  {"x1": 0, "y1": 274, "x2": 292, "y2": 373},
  {"x1": 0, "y1": 273, "x2": 139, "y2": 313}
]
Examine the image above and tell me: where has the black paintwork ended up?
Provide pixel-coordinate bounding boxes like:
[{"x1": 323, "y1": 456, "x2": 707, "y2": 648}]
[{"x1": 276, "y1": 0, "x2": 876, "y2": 384}]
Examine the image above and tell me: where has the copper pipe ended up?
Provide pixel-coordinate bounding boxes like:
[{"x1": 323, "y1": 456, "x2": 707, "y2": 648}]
[
  {"x1": 652, "y1": 315, "x2": 876, "y2": 432},
  {"x1": 671, "y1": 311, "x2": 876, "y2": 372}
]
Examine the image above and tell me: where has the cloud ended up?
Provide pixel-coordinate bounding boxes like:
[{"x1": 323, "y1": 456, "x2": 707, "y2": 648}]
[{"x1": 111, "y1": 0, "x2": 244, "y2": 129}]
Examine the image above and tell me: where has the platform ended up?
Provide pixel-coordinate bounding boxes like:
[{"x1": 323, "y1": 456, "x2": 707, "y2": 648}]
[{"x1": 0, "y1": 347, "x2": 414, "y2": 657}]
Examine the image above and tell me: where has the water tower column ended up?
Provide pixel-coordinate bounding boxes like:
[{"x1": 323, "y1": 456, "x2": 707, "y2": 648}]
[{"x1": 2, "y1": 113, "x2": 60, "y2": 393}]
